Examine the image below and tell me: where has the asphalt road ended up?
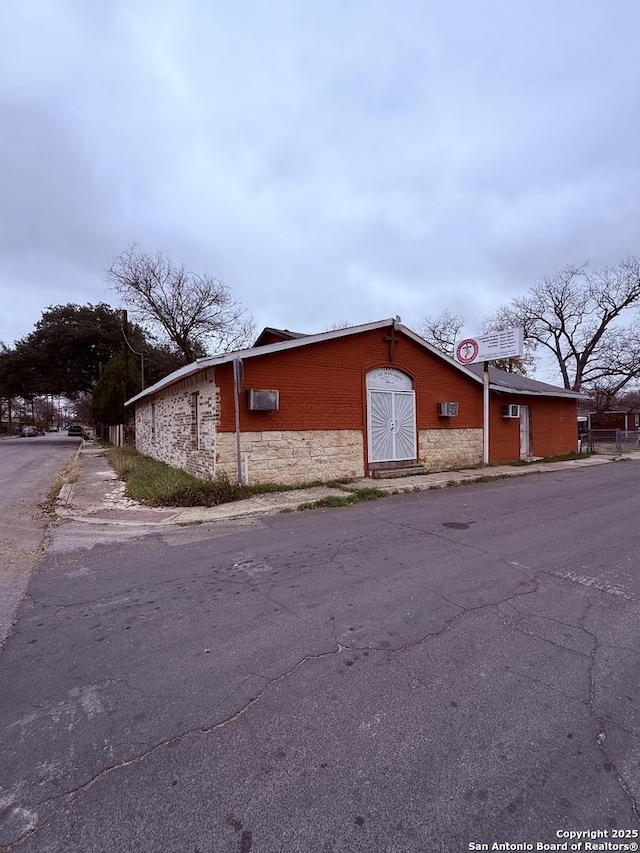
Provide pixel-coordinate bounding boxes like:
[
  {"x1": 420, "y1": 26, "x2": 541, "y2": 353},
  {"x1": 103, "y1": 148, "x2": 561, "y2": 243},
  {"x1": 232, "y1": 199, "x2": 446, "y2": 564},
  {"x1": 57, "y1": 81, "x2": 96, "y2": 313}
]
[
  {"x1": 1, "y1": 460, "x2": 640, "y2": 852},
  {"x1": 0, "y1": 433, "x2": 80, "y2": 646}
]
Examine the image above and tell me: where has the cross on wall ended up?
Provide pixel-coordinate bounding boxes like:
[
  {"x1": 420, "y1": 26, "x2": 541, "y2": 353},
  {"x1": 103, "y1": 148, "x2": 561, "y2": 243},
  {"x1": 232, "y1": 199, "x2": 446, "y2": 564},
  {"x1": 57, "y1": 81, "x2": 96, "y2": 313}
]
[{"x1": 383, "y1": 323, "x2": 398, "y2": 363}]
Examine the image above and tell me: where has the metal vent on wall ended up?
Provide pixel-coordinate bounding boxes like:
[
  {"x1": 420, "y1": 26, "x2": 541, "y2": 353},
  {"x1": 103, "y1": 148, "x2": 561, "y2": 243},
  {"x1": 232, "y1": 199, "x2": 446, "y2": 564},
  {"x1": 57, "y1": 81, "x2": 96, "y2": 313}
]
[{"x1": 246, "y1": 389, "x2": 279, "y2": 411}]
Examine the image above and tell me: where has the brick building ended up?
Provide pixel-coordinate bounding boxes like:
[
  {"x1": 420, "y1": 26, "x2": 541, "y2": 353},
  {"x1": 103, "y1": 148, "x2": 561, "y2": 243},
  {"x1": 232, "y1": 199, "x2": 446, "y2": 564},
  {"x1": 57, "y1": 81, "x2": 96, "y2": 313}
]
[
  {"x1": 125, "y1": 319, "x2": 582, "y2": 485},
  {"x1": 587, "y1": 410, "x2": 640, "y2": 431}
]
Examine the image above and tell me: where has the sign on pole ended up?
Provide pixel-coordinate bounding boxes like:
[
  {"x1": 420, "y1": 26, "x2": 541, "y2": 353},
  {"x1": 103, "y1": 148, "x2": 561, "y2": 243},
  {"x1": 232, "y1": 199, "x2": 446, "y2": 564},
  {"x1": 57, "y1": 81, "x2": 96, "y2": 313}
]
[
  {"x1": 454, "y1": 328, "x2": 523, "y2": 365},
  {"x1": 451, "y1": 328, "x2": 524, "y2": 466}
]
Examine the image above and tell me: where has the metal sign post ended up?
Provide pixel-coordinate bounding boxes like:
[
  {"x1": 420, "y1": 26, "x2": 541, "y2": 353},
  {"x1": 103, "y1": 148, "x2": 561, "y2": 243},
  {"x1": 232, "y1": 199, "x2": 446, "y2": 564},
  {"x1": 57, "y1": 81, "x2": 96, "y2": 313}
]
[{"x1": 483, "y1": 362, "x2": 490, "y2": 465}]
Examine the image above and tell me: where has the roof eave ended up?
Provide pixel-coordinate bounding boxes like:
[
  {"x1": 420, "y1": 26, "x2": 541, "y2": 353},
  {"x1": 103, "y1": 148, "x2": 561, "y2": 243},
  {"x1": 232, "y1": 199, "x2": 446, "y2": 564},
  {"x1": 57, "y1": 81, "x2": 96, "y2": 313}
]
[
  {"x1": 491, "y1": 385, "x2": 586, "y2": 400},
  {"x1": 125, "y1": 318, "x2": 581, "y2": 407},
  {"x1": 125, "y1": 319, "x2": 404, "y2": 406}
]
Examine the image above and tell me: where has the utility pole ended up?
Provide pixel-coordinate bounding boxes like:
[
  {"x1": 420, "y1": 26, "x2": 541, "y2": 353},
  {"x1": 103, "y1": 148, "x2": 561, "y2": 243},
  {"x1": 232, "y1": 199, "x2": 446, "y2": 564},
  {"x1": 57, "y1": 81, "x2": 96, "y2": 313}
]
[
  {"x1": 122, "y1": 310, "x2": 130, "y2": 401},
  {"x1": 121, "y1": 310, "x2": 146, "y2": 392}
]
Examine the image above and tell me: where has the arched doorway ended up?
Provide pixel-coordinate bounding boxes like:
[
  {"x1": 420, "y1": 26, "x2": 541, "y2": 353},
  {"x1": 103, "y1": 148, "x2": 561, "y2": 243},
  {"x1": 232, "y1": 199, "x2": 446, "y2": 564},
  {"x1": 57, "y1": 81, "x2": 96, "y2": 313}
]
[{"x1": 366, "y1": 368, "x2": 417, "y2": 464}]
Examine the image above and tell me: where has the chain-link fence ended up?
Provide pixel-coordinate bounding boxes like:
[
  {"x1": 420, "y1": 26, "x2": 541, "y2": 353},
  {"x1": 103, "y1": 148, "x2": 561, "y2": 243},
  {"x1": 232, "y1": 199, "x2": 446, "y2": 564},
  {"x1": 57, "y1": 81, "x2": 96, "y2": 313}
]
[{"x1": 584, "y1": 429, "x2": 640, "y2": 452}]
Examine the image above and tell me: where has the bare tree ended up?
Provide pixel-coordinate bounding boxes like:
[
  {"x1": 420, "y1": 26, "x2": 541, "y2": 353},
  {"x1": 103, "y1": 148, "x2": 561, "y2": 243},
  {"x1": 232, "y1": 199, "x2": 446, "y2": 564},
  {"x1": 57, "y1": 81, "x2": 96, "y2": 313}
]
[
  {"x1": 617, "y1": 386, "x2": 640, "y2": 411},
  {"x1": 488, "y1": 258, "x2": 640, "y2": 396},
  {"x1": 108, "y1": 246, "x2": 255, "y2": 363},
  {"x1": 419, "y1": 310, "x2": 530, "y2": 374},
  {"x1": 418, "y1": 309, "x2": 465, "y2": 357},
  {"x1": 325, "y1": 319, "x2": 355, "y2": 331}
]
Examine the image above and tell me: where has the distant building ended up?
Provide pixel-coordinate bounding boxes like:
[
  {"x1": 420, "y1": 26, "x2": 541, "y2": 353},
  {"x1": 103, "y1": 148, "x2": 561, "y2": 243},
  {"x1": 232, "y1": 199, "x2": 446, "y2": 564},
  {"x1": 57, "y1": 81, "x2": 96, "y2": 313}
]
[{"x1": 588, "y1": 410, "x2": 640, "y2": 431}]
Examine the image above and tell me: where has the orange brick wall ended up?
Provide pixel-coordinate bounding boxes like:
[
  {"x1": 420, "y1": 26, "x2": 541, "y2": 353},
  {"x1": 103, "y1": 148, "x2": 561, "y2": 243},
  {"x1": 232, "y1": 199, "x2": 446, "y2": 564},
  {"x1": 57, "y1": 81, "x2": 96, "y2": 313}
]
[
  {"x1": 216, "y1": 329, "x2": 483, "y2": 439},
  {"x1": 489, "y1": 395, "x2": 578, "y2": 462}
]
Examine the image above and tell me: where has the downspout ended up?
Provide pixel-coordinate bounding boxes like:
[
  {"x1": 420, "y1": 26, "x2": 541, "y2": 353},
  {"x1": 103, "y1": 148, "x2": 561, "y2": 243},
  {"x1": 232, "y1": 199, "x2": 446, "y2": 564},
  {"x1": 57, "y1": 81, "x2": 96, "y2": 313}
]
[{"x1": 232, "y1": 359, "x2": 244, "y2": 485}]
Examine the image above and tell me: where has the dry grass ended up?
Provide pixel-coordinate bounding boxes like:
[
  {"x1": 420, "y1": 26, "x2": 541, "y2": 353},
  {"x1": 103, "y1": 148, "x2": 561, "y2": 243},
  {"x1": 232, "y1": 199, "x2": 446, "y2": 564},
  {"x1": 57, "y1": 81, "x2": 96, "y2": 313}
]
[
  {"x1": 45, "y1": 451, "x2": 83, "y2": 510},
  {"x1": 104, "y1": 446, "x2": 341, "y2": 507},
  {"x1": 296, "y1": 488, "x2": 386, "y2": 510},
  {"x1": 107, "y1": 445, "x2": 142, "y2": 479}
]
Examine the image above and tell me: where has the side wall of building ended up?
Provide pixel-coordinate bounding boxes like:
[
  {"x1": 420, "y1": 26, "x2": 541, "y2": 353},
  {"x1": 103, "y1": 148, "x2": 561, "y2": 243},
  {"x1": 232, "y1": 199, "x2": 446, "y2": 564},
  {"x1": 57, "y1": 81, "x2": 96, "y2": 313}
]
[
  {"x1": 134, "y1": 368, "x2": 219, "y2": 477},
  {"x1": 489, "y1": 395, "x2": 578, "y2": 462}
]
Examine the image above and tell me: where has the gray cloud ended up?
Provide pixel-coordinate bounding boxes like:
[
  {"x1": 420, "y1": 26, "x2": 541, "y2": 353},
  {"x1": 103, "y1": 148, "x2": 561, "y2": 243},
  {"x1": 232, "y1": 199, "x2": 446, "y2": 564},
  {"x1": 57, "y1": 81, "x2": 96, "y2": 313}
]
[{"x1": 1, "y1": 0, "x2": 639, "y2": 350}]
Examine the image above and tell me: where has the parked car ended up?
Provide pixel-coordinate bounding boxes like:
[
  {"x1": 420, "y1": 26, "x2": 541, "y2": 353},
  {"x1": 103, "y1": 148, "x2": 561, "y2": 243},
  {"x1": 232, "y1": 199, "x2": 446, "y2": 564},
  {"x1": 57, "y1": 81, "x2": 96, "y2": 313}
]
[
  {"x1": 67, "y1": 424, "x2": 87, "y2": 438},
  {"x1": 48, "y1": 425, "x2": 59, "y2": 432},
  {"x1": 20, "y1": 426, "x2": 40, "y2": 438}
]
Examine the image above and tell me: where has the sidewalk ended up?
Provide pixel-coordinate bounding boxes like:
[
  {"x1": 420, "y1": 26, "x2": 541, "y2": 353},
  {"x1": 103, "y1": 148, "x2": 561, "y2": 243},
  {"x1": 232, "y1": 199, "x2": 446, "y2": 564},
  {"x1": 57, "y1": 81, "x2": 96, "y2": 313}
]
[{"x1": 56, "y1": 443, "x2": 636, "y2": 528}]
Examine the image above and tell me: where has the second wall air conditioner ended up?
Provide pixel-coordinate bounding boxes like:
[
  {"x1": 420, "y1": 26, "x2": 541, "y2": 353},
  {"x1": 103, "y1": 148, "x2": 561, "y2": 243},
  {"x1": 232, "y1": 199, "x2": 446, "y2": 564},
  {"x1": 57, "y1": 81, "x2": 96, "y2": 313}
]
[
  {"x1": 502, "y1": 404, "x2": 520, "y2": 419},
  {"x1": 437, "y1": 402, "x2": 459, "y2": 417}
]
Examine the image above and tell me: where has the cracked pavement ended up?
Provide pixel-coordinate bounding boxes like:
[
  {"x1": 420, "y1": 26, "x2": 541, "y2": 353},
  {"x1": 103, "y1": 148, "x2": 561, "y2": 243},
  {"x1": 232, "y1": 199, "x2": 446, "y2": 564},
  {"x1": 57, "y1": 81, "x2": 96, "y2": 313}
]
[{"x1": 1, "y1": 461, "x2": 640, "y2": 851}]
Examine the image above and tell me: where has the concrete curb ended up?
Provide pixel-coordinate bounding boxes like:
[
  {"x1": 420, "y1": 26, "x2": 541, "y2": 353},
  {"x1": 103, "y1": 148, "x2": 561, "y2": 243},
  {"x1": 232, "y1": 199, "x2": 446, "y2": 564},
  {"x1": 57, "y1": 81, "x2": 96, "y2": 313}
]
[
  {"x1": 55, "y1": 450, "x2": 638, "y2": 529},
  {"x1": 57, "y1": 486, "x2": 352, "y2": 526},
  {"x1": 58, "y1": 483, "x2": 74, "y2": 503},
  {"x1": 349, "y1": 454, "x2": 618, "y2": 495}
]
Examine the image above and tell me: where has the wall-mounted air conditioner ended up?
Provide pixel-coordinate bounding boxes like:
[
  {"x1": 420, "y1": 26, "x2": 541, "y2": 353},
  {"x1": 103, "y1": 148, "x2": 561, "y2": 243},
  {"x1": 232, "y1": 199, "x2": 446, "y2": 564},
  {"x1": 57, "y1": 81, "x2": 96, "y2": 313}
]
[
  {"x1": 437, "y1": 402, "x2": 459, "y2": 417},
  {"x1": 502, "y1": 404, "x2": 520, "y2": 419},
  {"x1": 246, "y1": 389, "x2": 279, "y2": 411}
]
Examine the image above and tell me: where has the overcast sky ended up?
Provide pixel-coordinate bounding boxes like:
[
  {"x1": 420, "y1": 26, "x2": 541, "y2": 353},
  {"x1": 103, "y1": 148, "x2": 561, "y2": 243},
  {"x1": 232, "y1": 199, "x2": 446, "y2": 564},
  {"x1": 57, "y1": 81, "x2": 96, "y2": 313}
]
[{"x1": 1, "y1": 0, "x2": 639, "y2": 352}]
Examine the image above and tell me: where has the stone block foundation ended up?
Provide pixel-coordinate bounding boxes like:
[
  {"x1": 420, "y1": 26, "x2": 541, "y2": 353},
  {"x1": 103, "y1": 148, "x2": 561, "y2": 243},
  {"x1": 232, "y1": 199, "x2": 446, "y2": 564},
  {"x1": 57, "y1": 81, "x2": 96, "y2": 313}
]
[
  {"x1": 418, "y1": 428, "x2": 483, "y2": 471},
  {"x1": 216, "y1": 430, "x2": 365, "y2": 485}
]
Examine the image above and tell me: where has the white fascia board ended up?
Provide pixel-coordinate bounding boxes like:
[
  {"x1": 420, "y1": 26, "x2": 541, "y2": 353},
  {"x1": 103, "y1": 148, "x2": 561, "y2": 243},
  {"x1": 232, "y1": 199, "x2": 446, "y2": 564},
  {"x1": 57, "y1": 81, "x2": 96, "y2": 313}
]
[
  {"x1": 125, "y1": 319, "x2": 398, "y2": 406},
  {"x1": 491, "y1": 385, "x2": 585, "y2": 400},
  {"x1": 125, "y1": 319, "x2": 583, "y2": 408},
  {"x1": 208, "y1": 318, "x2": 399, "y2": 363},
  {"x1": 125, "y1": 360, "x2": 208, "y2": 407}
]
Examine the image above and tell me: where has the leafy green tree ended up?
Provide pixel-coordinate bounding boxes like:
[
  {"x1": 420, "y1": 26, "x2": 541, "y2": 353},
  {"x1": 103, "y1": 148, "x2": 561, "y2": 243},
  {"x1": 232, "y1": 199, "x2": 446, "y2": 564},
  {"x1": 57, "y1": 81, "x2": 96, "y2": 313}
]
[
  {"x1": 91, "y1": 354, "x2": 138, "y2": 425},
  {"x1": 0, "y1": 345, "x2": 17, "y2": 398},
  {"x1": 15, "y1": 303, "x2": 146, "y2": 399},
  {"x1": 143, "y1": 344, "x2": 187, "y2": 387},
  {"x1": 0, "y1": 343, "x2": 47, "y2": 428},
  {"x1": 0, "y1": 344, "x2": 19, "y2": 431},
  {"x1": 91, "y1": 345, "x2": 185, "y2": 426},
  {"x1": 9, "y1": 303, "x2": 189, "y2": 428}
]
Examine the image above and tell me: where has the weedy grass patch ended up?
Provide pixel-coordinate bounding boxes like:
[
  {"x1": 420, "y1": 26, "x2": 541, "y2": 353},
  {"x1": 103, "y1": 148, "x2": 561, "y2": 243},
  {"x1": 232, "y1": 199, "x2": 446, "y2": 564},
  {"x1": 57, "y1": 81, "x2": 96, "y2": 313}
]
[
  {"x1": 537, "y1": 451, "x2": 595, "y2": 463},
  {"x1": 107, "y1": 447, "x2": 258, "y2": 506},
  {"x1": 504, "y1": 451, "x2": 594, "y2": 467},
  {"x1": 44, "y1": 451, "x2": 83, "y2": 511},
  {"x1": 297, "y1": 487, "x2": 386, "y2": 511},
  {"x1": 105, "y1": 446, "x2": 357, "y2": 507}
]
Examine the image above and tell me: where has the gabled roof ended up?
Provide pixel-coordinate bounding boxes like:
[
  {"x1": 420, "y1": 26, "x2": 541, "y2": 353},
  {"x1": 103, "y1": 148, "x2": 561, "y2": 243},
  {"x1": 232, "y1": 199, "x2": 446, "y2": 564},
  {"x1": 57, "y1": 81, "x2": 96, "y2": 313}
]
[
  {"x1": 125, "y1": 319, "x2": 581, "y2": 407},
  {"x1": 466, "y1": 363, "x2": 584, "y2": 400},
  {"x1": 253, "y1": 327, "x2": 308, "y2": 347},
  {"x1": 126, "y1": 319, "x2": 475, "y2": 406}
]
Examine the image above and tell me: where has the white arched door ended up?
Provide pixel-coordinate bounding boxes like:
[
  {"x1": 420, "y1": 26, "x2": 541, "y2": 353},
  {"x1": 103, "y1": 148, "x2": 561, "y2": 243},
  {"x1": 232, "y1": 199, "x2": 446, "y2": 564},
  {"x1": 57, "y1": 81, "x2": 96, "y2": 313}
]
[{"x1": 366, "y1": 368, "x2": 417, "y2": 463}]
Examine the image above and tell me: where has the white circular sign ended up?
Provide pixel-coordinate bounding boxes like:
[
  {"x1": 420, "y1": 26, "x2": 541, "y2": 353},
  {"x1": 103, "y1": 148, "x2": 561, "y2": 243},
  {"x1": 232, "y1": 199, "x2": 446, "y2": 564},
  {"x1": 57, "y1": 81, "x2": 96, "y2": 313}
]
[{"x1": 455, "y1": 338, "x2": 479, "y2": 364}]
